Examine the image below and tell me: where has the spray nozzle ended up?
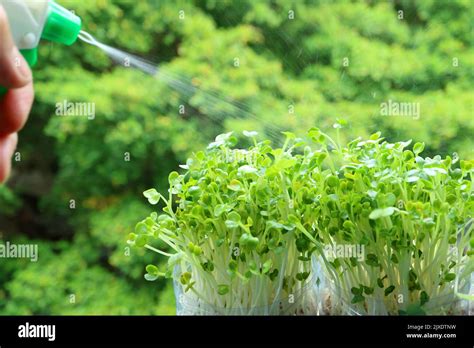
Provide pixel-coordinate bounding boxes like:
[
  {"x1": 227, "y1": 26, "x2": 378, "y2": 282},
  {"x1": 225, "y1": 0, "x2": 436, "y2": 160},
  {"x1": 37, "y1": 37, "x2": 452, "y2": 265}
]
[
  {"x1": 0, "y1": 0, "x2": 82, "y2": 95},
  {"x1": 42, "y1": 1, "x2": 81, "y2": 46}
]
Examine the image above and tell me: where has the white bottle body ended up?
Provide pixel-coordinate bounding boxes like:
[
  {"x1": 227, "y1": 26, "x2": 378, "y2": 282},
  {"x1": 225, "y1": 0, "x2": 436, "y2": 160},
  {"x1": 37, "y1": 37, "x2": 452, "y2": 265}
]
[{"x1": 0, "y1": 0, "x2": 50, "y2": 49}]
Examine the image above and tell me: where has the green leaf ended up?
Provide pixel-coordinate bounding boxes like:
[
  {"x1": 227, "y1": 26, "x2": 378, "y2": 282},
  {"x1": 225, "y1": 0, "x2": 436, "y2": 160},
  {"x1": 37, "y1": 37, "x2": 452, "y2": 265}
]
[
  {"x1": 225, "y1": 211, "x2": 241, "y2": 228},
  {"x1": 420, "y1": 291, "x2": 429, "y2": 306},
  {"x1": 201, "y1": 261, "x2": 214, "y2": 272},
  {"x1": 180, "y1": 272, "x2": 192, "y2": 285},
  {"x1": 369, "y1": 132, "x2": 381, "y2": 140},
  {"x1": 385, "y1": 193, "x2": 396, "y2": 206},
  {"x1": 248, "y1": 260, "x2": 259, "y2": 275},
  {"x1": 351, "y1": 294, "x2": 365, "y2": 304},
  {"x1": 144, "y1": 274, "x2": 159, "y2": 281},
  {"x1": 296, "y1": 271, "x2": 310, "y2": 281},
  {"x1": 228, "y1": 260, "x2": 238, "y2": 272},
  {"x1": 326, "y1": 175, "x2": 339, "y2": 187},
  {"x1": 208, "y1": 132, "x2": 235, "y2": 149},
  {"x1": 227, "y1": 179, "x2": 243, "y2": 191},
  {"x1": 145, "y1": 264, "x2": 159, "y2": 275},
  {"x1": 390, "y1": 254, "x2": 399, "y2": 263},
  {"x1": 192, "y1": 245, "x2": 202, "y2": 256},
  {"x1": 227, "y1": 211, "x2": 241, "y2": 222},
  {"x1": 239, "y1": 233, "x2": 259, "y2": 249},
  {"x1": 268, "y1": 269, "x2": 279, "y2": 281},
  {"x1": 238, "y1": 165, "x2": 258, "y2": 175},
  {"x1": 384, "y1": 285, "x2": 395, "y2": 296},
  {"x1": 274, "y1": 158, "x2": 297, "y2": 170},
  {"x1": 281, "y1": 131, "x2": 296, "y2": 140},
  {"x1": 135, "y1": 222, "x2": 148, "y2": 234},
  {"x1": 409, "y1": 270, "x2": 417, "y2": 281},
  {"x1": 135, "y1": 234, "x2": 148, "y2": 247},
  {"x1": 143, "y1": 188, "x2": 160, "y2": 204},
  {"x1": 217, "y1": 284, "x2": 229, "y2": 295},
  {"x1": 349, "y1": 257, "x2": 358, "y2": 267},
  {"x1": 188, "y1": 186, "x2": 201, "y2": 198},
  {"x1": 446, "y1": 194, "x2": 457, "y2": 205},
  {"x1": 413, "y1": 142, "x2": 425, "y2": 156},
  {"x1": 214, "y1": 204, "x2": 229, "y2": 217},
  {"x1": 369, "y1": 207, "x2": 395, "y2": 219},
  {"x1": 363, "y1": 286, "x2": 374, "y2": 295},
  {"x1": 295, "y1": 236, "x2": 309, "y2": 252},
  {"x1": 243, "y1": 130, "x2": 258, "y2": 138},
  {"x1": 145, "y1": 217, "x2": 155, "y2": 227},
  {"x1": 406, "y1": 176, "x2": 420, "y2": 183},
  {"x1": 168, "y1": 171, "x2": 180, "y2": 186},
  {"x1": 262, "y1": 259, "x2": 273, "y2": 274},
  {"x1": 366, "y1": 253, "x2": 379, "y2": 267},
  {"x1": 444, "y1": 273, "x2": 456, "y2": 282},
  {"x1": 343, "y1": 220, "x2": 355, "y2": 230},
  {"x1": 288, "y1": 215, "x2": 300, "y2": 224}
]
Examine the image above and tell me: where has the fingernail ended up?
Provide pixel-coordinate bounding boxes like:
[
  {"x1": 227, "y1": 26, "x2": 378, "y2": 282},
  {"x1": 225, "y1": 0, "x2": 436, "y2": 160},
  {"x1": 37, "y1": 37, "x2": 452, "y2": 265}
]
[{"x1": 12, "y1": 46, "x2": 32, "y2": 81}]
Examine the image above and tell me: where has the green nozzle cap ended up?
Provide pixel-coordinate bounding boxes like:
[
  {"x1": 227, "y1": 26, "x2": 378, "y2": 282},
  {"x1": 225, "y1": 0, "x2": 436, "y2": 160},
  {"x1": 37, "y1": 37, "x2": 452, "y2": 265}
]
[{"x1": 42, "y1": 1, "x2": 82, "y2": 45}]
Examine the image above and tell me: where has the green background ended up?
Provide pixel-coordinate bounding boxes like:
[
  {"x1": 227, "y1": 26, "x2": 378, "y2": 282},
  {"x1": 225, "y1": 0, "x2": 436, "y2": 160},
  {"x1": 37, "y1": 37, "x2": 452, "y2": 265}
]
[{"x1": 0, "y1": 0, "x2": 472, "y2": 314}]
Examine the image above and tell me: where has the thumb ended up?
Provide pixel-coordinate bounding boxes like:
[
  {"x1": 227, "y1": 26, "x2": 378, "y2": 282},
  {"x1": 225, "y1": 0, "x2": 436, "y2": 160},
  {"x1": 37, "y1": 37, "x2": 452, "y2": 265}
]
[{"x1": 0, "y1": 5, "x2": 32, "y2": 89}]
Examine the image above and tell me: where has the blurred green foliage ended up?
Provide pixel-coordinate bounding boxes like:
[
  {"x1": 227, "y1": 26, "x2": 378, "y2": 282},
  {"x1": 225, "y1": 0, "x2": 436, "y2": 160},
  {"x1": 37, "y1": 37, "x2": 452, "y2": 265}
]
[{"x1": 0, "y1": 0, "x2": 472, "y2": 314}]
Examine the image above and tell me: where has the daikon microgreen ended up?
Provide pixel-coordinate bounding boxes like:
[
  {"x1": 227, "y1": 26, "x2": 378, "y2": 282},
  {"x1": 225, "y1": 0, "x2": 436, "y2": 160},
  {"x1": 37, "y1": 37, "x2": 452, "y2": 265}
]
[
  {"x1": 129, "y1": 131, "x2": 324, "y2": 314},
  {"x1": 310, "y1": 127, "x2": 473, "y2": 315}
]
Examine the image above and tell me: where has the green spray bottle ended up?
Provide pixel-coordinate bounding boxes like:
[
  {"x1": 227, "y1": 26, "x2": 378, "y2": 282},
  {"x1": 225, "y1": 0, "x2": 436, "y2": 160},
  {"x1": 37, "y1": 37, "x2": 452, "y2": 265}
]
[{"x1": 0, "y1": 0, "x2": 81, "y2": 95}]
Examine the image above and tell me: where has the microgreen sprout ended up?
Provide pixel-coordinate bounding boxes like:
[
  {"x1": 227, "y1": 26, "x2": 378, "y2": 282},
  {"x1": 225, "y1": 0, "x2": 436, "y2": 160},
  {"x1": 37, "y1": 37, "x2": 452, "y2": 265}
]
[
  {"x1": 130, "y1": 131, "x2": 326, "y2": 314},
  {"x1": 309, "y1": 127, "x2": 473, "y2": 315},
  {"x1": 131, "y1": 126, "x2": 473, "y2": 315}
]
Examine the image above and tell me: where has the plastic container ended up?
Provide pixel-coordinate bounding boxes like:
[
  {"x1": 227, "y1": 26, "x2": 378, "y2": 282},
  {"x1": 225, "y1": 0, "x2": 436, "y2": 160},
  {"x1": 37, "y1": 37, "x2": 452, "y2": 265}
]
[
  {"x1": 311, "y1": 257, "x2": 473, "y2": 315},
  {"x1": 173, "y1": 265, "x2": 323, "y2": 315}
]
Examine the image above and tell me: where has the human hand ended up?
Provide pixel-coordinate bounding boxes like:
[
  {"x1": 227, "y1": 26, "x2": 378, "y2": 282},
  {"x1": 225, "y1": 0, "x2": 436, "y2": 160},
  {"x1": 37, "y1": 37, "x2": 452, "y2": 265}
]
[{"x1": 0, "y1": 5, "x2": 34, "y2": 183}]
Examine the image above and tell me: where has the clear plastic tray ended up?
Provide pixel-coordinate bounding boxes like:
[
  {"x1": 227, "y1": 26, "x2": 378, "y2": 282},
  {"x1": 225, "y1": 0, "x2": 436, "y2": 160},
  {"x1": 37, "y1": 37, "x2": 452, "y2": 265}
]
[
  {"x1": 173, "y1": 264, "x2": 327, "y2": 315},
  {"x1": 311, "y1": 257, "x2": 473, "y2": 316}
]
